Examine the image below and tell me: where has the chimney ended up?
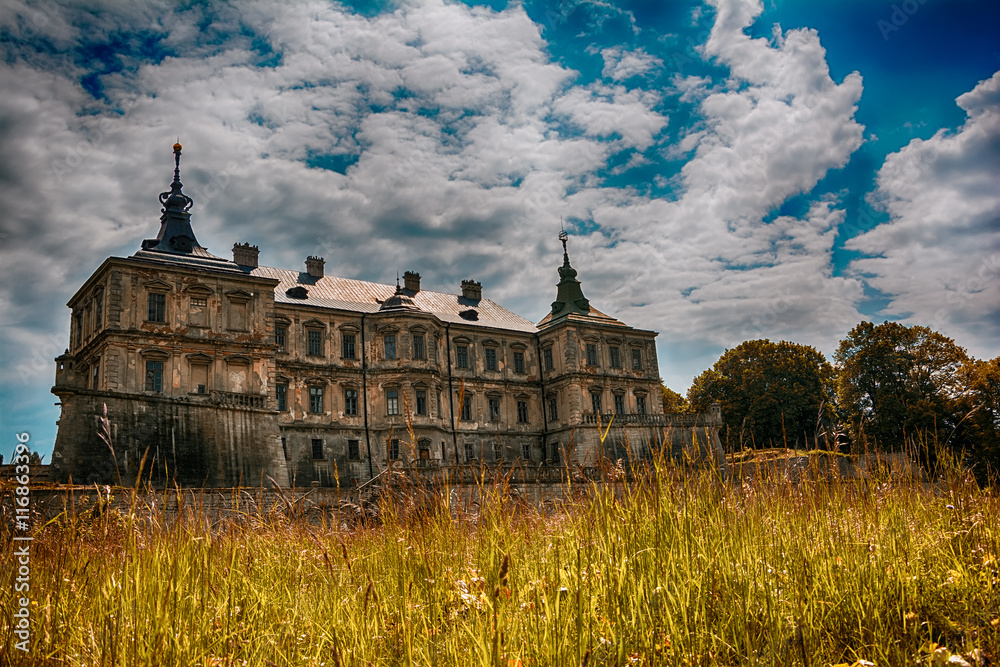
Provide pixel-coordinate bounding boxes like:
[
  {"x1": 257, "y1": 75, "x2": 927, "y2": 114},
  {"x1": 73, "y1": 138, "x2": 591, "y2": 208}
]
[
  {"x1": 403, "y1": 271, "x2": 421, "y2": 293},
  {"x1": 306, "y1": 256, "x2": 325, "y2": 278},
  {"x1": 461, "y1": 279, "x2": 482, "y2": 301},
  {"x1": 232, "y1": 242, "x2": 259, "y2": 268}
]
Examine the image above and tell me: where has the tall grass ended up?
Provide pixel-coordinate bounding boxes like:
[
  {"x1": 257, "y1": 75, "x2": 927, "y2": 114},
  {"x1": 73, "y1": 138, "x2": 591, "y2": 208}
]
[{"x1": 2, "y1": 461, "x2": 998, "y2": 666}]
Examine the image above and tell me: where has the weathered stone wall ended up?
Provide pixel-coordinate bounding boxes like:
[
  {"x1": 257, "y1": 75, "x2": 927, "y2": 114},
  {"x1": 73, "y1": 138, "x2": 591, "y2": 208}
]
[{"x1": 49, "y1": 390, "x2": 288, "y2": 486}]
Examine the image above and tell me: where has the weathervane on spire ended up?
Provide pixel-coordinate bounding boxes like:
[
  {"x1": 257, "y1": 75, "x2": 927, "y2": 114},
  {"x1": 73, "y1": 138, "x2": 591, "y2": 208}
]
[{"x1": 558, "y1": 217, "x2": 569, "y2": 263}]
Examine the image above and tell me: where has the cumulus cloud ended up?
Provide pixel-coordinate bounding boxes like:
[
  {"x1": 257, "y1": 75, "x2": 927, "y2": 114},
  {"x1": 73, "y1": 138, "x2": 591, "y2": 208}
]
[
  {"x1": 600, "y1": 46, "x2": 662, "y2": 80},
  {"x1": 846, "y1": 70, "x2": 1000, "y2": 359},
  {"x1": 565, "y1": 0, "x2": 866, "y2": 357}
]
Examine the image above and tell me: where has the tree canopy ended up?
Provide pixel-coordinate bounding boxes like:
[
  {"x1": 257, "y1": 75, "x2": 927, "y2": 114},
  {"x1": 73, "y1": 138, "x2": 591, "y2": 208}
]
[
  {"x1": 834, "y1": 321, "x2": 969, "y2": 451},
  {"x1": 688, "y1": 339, "x2": 836, "y2": 450},
  {"x1": 660, "y1": 384, "x2": 691, "y2": 414}
]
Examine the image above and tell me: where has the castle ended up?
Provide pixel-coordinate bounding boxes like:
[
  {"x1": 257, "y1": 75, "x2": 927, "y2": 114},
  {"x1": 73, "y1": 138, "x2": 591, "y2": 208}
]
[{"x1": 50, "y1": 144, "x2": 721, "y2": 487}]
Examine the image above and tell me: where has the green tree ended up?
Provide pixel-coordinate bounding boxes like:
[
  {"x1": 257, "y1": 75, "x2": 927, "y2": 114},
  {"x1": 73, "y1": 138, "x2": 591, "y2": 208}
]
[
  {"x1": 688, "y1": 340, "x2": 836, "y2": 450},
  {"x1": 660, "y1": 384, "x2": 691, "y2": 414},
  {"x1": 834, "y1": 321, "x2": 969, "y2": 452},
  {"x1": 952, "y1": 356, "x2": 1000, "y2": 481}
]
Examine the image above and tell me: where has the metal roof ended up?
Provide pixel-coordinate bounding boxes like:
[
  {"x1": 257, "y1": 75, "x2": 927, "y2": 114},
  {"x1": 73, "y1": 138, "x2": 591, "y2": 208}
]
[{"x1": 251, "y1": 266, "x2": 539, "y2": 333}]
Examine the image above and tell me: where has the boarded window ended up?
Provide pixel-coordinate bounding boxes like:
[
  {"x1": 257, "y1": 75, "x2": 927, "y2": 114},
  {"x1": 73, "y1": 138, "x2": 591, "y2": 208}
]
[{"x1": 190, "y1": 297, "x2": 208, "y2": 327}]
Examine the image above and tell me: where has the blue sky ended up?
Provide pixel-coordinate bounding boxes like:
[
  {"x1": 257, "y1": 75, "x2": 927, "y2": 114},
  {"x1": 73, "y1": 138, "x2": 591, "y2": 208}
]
[{"x1": 1, "y1": 0, "x2": 998, "y2": 460}]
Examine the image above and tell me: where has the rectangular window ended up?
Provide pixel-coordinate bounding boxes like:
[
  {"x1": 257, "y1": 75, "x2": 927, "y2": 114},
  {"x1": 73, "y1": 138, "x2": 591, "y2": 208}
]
[
  {"x1": 461, "y1": 394, "x2": 473, "y2": 421},
  {"x1": 386, "y1": 389, "x2": 399, "y2": 416},
  {"x1": 586, "y1": 343, "x2": 598, "y2": 366},
  {"x1": 488, "y1": 397, "x2": 501, "y2": 422},
  {"x1": 75, "y1": 313, "x2": 82, "y2": 346},
  {"x1": 543, "y1": 347, "x2": 554, "y2": 372},
  {"x1": 144, "y1": 360, "x2": 163, "y2": 392},
  {"x1": 389, "y1": 438, "x2": 400, "y2": 460},
  {"x1": 522, "y1": 443, "x2": 530, "y2": 459},
  {"x1": 636, "y1": 395, "x2": 647, "y2": 415},
  {"x1": 275, "y1": 325, "x2": 286, "y2": 351},
  {"x1": 281, "y1": 437, "x2": 287, "y2": 458},
  {"x1": 614, "y1": 394, "x2": 625, "y2": 415},
  {"x1": 465, "y1": 441, "x2": 474, "y2": 461},
  {"x1": 91, "y1": 362, "x2": 100, "y2": 389},
  {"x1": 591, "y1": 392, "x2": 602, "y2": 415},
  {"x1": 148, "y1": 292, "x2": 166, "y2": 323},
  {"x1": 276, "y1": 383, "x2": 287, "y2": 411},
  {"x1": 456, "y1": 345, "x2": 469, "y2": 369},
  {"x1": 413, "y1": 334, "x2": 425, "y2": 360},
  {"x1": 190, "y1": 297, "x2": 208, "y2": 327},
  {"x1": 485, "y1": 348, "x2": 497, "y2": 371},
  {"x1": 312, "y1": 439, "x2": 324, "y2": 460},
  {"x1": 344, "y1": 388, "x2": 358, "y2": 415},
  {"x1": 547, "y1": 396, "x2": 558, "y2": 422},
  {"x1": 309, "y1": 386, "x2": 324, "y2": 413},
  {"x1": 517, "y1": 400, "x2": 528, "y2": 423},
  {"x1": 342, "y1": 333, "x2": 356, "y2": 359},
  {"x1": 513, "y1": 350, "x2": 525, "y2": 374},
  {"x1": 348, "y1": 439, "x2": 360, "y2": 460},
  {"x1": 228, "y1": 300, "x2": 248, "y2": 331},
  {"x1": 307, "y1": 330, "x2": 323, "y2": 356},
  {"x1": 609, "y1": 346, "x2": 621, "y2": 369},
  {"x1": 94, "y1": 292, "x2": 103, "y2": 328},
  {"x1": 384, "y1": 334, "x2": 396, "y2": 360},
  {"x1": 416, "y1": 390, "x2": 427, "y2": 416},
  {"x1": 493, "y1": 441, "x2": 502, "y2": 461},
  {"x1": 631, "y1": 348, "x2": 642, "y2": 371}
]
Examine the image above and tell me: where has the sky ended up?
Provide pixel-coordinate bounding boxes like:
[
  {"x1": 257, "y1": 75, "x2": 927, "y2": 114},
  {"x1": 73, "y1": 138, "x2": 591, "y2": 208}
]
[{"x1": 1, "y1": 0, "x2": 998, "y2": 460}]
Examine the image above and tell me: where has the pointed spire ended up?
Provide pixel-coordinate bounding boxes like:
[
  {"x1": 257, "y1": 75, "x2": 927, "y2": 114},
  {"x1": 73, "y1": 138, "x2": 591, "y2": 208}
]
[
  {"x1": 160, "y1": 142, "x2": 193, "y2": 215},
  {"x1": 549, "y1": 229, "x2": 590, "y2": 319},
  {"x1": 141, "y1": 142, "x2": 203, "y2": 254}
]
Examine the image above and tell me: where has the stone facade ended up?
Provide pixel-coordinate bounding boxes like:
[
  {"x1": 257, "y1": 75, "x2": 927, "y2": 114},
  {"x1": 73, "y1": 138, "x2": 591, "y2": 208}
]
[{"x1": 50, "y1": 145, "x2": 721, "y2": 487}]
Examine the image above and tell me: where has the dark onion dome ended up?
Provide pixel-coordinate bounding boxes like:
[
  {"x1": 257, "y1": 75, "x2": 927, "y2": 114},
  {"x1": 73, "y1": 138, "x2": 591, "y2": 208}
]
[{"x1": 379, "y1": 281, "x2": 420, "y2": 311}]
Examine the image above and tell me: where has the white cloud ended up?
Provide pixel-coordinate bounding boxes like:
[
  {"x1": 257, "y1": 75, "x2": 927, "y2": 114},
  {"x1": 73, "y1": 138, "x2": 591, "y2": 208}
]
[
  {"x1": 600, "y1": 46, "x2": 662, "y2": 81},
  {"x1": 846, "y1": 70, "x2": 1000, "y2": 360},
  {"x1": 566, "y1": 0, "x2": 866, "y2": 356}
]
